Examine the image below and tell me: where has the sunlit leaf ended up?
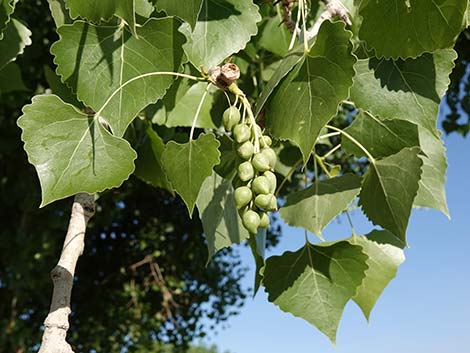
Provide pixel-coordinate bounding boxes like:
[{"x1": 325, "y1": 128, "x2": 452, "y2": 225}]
[
  {"x1": 264, "y1": 240, "x2": 368, "y2": 343},
  {"x1": 162, "y1": 133, "x2": 220, "y2": 216},
  {"x1": 17, "y1": 95, "x2": 137, "y2": 207}
]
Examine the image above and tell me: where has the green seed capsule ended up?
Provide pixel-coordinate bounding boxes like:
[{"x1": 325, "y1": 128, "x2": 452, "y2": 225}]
[
  {"x1": 252, "y1": 176, "x2": 270, "y2": 195},
  {"x1": 261, "y1": 148, "x2": 277, "y2": 168},
  {"x1": 234, "y1": 186, "x2": 252, "y2": 209},
  {"x1": 223, "y1": 106, "x2": 241, "y2": 131},
  {"x1": 242, "y1": 210, "x2": 260, "y2": 234},
  {"x1": 233, "y1": 124, "x2": 251, "y2": 143},
  {"x1": 259, "y1": 212, "x2": 270, "y2": 228},
  {"x1": 254, "y1": 193, "x2": 275, "y2": 209},
  {"x1": 267, "y1": 195, "x2": 278, "y2": 211},
  {"x1": 238, "y1": 161, "x2": 255, "y2": 182},
  {"x1": 237, "y1": 141, "x2": 254, "y2": 160},
  {"x1": 260, "y1": 135, "x2": 272, "y2": 148},
  {"x1": 251, "y1": 124, "x2": 262, "y2": 139},
  {"x1": 264, "y1": 171, "x2": 277, "y2": 193},
  {"x1": 251, "y1": 153, "x2": 270, "y2": 172}
]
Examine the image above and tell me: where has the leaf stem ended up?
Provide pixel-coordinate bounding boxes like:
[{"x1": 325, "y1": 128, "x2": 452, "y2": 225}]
[
  {"x1": 275, "y1": 157, "x2": 303, "y2": 196},
  {"x1": 189, "y1": 83, "x2": 211, "y2": 141},
  {"x1": 325, "y1": 124, "x2": 376, "y2": 164},
  {"x1": 95, "y1": 71, "x2": 207, "y2": 119}
]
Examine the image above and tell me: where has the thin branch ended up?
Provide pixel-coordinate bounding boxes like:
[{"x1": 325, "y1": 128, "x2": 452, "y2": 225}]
[
  {"x1": 305, "y1": 0, "x2": 352, "y2": 41},
  {"x1": 38, "y1": 193, "x2": 95, "y2": 353}
]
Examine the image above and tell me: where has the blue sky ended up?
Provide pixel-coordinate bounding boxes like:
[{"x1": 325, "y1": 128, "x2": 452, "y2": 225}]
[{"x1": 204, "y1": 110, "x2": 470, "y2": 353}]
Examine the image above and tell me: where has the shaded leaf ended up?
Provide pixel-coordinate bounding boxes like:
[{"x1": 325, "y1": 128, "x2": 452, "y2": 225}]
[
  {"x1": 0, "y1": 62, "x2": 26, "y2": 94},
  {"x1": 156, "y1": 0, "x2": 203, "y2": 29},
  {"x1": 134, "y1": 124, "x2": 172, "y2": 191},
  {"x1": 44, "y1": 66, "x2": 83, "y2": 107},
  {"x1": 351, "y1": 231, "x2": 405, "y2": 320},
  {"x1": 0, "y1": 18, "x2": 32, "y2": 70},
  {"x1": 358, "y1": 0, "x2": 466, "y2": 59},
  {"x1": 164, "y1": 82, "x2": 223, "y2": 129},
  {"x1": 280, "y1": 174, "x2": 362, "y2": 238},
  {"x1": 0, "y1": 0, "x2": 14, "y2": 39},
  {"x1": 254, "y1": 47, "x2": 303, "y2": 116},
  {"x1": 65, "y1": 0, "x2": 137, "y2": 35},
  {"x1": 17, "y1": 95, "x2": 137, "y2": 207},
  {"x1": 264, "y1": 240, "x2": 368, "y2": 343},
  {"x1": 266, "y1": 21, "x2": 356, "y2": 162},
  {"x1": 162, "y1": 133, "x2": 220, "y2": 216},
  {"x1": 196, "y1": 172, "x2": 249, "y2": 261},
  {"x1": 180, "y1": 0, "x2": 261, "y2": 70},
  {"x1": 51, "y1": 18, "x2": 186, "y2": 137},
  {"x1": 214, "y1": 135, "x2": 237, "y2": 179},
  {"x1": 414, "y1": 128, "x2": 449, "y2": 217},
  {"x1": 258, "y1": 16, "x2": 293, "y2": 57},
  {"x1": 359, "y1": 147, "x2": 423, "y2": 243},
  {"x1": 248, "y1": 230, "x2": 266, "y2": 295},
  {"x1": 343, "y1": 112, "x2": 419, "y2": 158}
]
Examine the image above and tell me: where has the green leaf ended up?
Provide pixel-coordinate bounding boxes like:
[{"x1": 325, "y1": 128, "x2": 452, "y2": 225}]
[
  {"x1": 0, "y1": 0, "x2": 14, "y2": 40},
  {"x1": 248, "y1": 230, "x2": 266, "y2": 295},
  {"x1": 343, "y1": 112, "x2": 419, "y2": 159},
  {"x1": 359, "y1": 147, "x2": 423, "y2": 243},
  {"x1": 51, "y1": 18, "x2": 186, "y2": 137},
  {"x1": 65, "y1": 0, "x2": 138, "y2": 35},
  {"x1": 196, "y1": 172, "x2": 249, "y2": 261},
  {"x1": 350, "y1": 49, "x2": 457, "y2": 134},
  {"x1": 0, "y1": 62, "x2": 26, "y2": 94},
  {"x1": 44, "y1": 66, "x2": 83, "y2": 108},
  {"x1": 214, "y1": 135, "x2": 237, "y2": 179},
  {"x1": 351, "y1": 231, "x2": 405, "y2": 320},
  {"x1": 164, "y1": 82, "x2": 223, "y2": 129},
  {"x1": 264, "y1": 241, "x2": 368, "y2": 343},
  {"x1": 258, "y1": 16, "x2": 293, "y2": 57},
  {"x1": 47, "y1": 0, "x2": 73, "y2": 27},
  {"x1": 254, "y1": 48, "x2": 304, "y2": 116},
  {"x1": 17, "y1": 95, "x2": 137, "y2": 207},
  {"x1": 162, "y1": 133, "x2": 220, "y2": 216},
  {"x1": 350, "y1": 50, "x2": 455, "y2": 216},
  {"x1": 280, "y1": 174, "x2": 362, "y2": 238},
  {"x1": 155, "y1": 0, "x2": 203, "y2": 29},
  {"x1": 414, "y1": 128, "x2": 450, "y2": 217},
  {"x1": 266, "y1": 21, "x2": 356, "y2": 162},
  {"x1": 134, "y1": 124, "x2": 172, "y2": 192},
  {"x1": 358, "y1": 0, "x2": 466, "y2": 59},
  {"x1": 180, "y1": 0, "x2": 261, "y2": 70},
  {"x1": 0, "y1": 18, "x2": 32, "y2": 70}
]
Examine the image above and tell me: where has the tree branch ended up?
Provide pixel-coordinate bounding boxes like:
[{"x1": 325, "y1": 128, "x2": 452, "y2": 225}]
[
  {"x1": 306, "y1": 0, "x2": 352, "y2": 40},
  {"x1": 38, "y1": 193, "x2": 95, "y2": 353}
]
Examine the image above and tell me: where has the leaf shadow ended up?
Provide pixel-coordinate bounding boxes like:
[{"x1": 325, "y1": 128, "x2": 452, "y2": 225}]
[
  {"x1": 200, "y1": 0, "x2": 242, "y2": 21},
  {"x1": 370, "y1": 54, "x2": 440, "y2": 102}
]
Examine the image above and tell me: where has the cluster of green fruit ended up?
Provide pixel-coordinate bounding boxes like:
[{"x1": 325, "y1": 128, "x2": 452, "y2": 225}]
[{"x1": 223, "y1": 106, "x2": 278, "y2": 234}]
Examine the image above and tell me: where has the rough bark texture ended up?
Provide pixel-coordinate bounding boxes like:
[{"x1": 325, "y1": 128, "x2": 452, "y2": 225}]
[{"x1": 38, "y1": 193, "x2": 95, "y2": 353}]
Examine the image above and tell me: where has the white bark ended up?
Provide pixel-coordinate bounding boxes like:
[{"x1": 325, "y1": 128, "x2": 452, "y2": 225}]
[
  {"x1": 306, "y1": 0, "x2": 351, "y2": 40},
  {"x1": 38, "y1": 193, "x2": 95, "y2": 353}
]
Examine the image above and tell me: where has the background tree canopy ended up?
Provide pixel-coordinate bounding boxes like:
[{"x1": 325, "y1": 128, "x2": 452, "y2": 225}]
[{"x1": 0, "y1": 0, "x2": 469, "y2": 352}]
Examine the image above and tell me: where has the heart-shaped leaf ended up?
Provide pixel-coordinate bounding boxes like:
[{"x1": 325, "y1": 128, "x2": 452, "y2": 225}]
[{"x1": 17, "y1": 95, "x2": 137, "y2": 207}]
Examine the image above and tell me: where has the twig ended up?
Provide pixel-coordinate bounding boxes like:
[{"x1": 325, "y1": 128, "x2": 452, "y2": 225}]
[
  {"x1": 306, "y1": 0, "x2": 351, "y2": 41},
  {"x1": 38, "y1": 193, "x2": 95, "y2": 353}
]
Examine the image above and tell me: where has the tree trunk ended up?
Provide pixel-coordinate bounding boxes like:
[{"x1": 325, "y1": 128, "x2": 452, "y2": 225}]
[{"x1": 38, "y1": 193, "x2": 95, "y2": 353}]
